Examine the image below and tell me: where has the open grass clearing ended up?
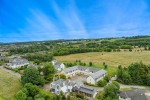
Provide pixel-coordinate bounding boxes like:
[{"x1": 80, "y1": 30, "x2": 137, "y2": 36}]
[
  {"x1": 55, "y1": 51, "x2": 150, "y2": 67},
  {"x1": 0, "y1": 69, "x2": 22, "y2": 100}
]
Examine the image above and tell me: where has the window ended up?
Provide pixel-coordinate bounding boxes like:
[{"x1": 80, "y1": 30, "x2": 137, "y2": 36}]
[{"x1": 57, "y1": 85, "x2": 59, "y2": 89}]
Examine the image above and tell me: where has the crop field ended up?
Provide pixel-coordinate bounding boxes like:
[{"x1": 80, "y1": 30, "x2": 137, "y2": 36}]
[
  {"x1": 0, "y1": 69, "x2": 22, "y2": 100},
  {"x1": 55, "y1": 51, "x2": 150, "y2": 67}
]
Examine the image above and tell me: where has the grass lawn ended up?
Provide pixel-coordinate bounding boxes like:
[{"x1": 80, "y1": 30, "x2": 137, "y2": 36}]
[
  {"x1": 120, "y1": 88, "x2": 132, "y2": 91},
  {"x1": 0, "y1": 97, "x2": 4, "y2": 100},
  {"x1": 0, "y1": 69, "x2": 22, "y2": 100},
  {"x1": 55, "y1": 51, "x2": 150, "y2": 67}
]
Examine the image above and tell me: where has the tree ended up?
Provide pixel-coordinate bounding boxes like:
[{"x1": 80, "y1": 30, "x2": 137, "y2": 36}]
[
  {"x1": 129, "y1": 49, "x2": 132, "y2": 52},
  {"x1": 89, "y1": 62, "x2": 93, "y2": 66},
  {"x1": 34, "y1": 59, "x2": 41, "y2": 65},
  {"x1": 103, "y1": 82, "x2": 120, "y2": 99},
  {"x1": 42, "y1": 63, "x2": 56, "y2": 82},
  {"x1": 59, "y1": 91, "x2": 66, "y2": 100},
  {"x1": 24, "y1": 83, "x2": 39, "y2": 97},
  {"x1": 146, "y1": 73, "x2": 150, "y2": 86},
  {"x1": 34, "y1": 93, "x2": 45, "y2": 100},
  {"x1": 128, "y1": 62, "x2": 149, "y2": 85},
  {"x1": 104, "y1": 75, "x2": 110, "y2": 82},
  {"x1": 59, "y1": 74, "x2": 66, "y2": 79},
  {"x1": 104, "y1": 64, "x2": 108, "y2": 69},
  {"x1": 111, "y1": 81, "x2": 120, "y2": 90},
  {"x1": 97, "y1": 80, "x2": 107, "y2": 87},
  {"x1": 122, "y1": 71, "x2": 132, "y2": 84},
  {"x1": 43, "y1": 63, "x2": 55, "y2": 75},
  {"x1": 21, "y1": 67, "x2": 44, "y2": 85},
  {"x1": 16, "y1": 90, "x2": 27, "y2": 100},
  {"x1": 117, "y1": 62, "x2": 150, "y2": 86},
  {"x1": 97, "y1": 92, "x2": 104, "y2": 100},
  {"x1": 117, "y1": 65, "x2": 123, "y2": 81}
]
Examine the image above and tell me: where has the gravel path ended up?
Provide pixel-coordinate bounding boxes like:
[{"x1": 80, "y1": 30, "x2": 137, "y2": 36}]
[
  {"x1": 0, "y1": 66, "x2": 21, "y2": 78},
  {"x1": 119, "y1": 83, "x2": 150, "y2": 92}
]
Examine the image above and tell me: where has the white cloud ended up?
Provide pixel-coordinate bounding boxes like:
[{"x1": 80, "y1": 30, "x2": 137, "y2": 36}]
[
  {"x1": 19, "y1": 9, "x2": 62, "y2": 41},
  {"x1": 52, "y1": 1, "x2": 88, "y2": 38}
]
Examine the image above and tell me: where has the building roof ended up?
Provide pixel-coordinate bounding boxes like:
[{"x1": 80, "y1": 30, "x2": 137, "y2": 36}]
[
  {"x1": 118, "y1": 88, "x2": 148, "y2": 100},
  {"x1": 54, "y1": 62, "x2": 64, "y2": 69},
  {"x1": 73, "y1": 85, "x2": 97, "y2": 95},
  {"x1": 9, "y1": 58, "x2": 29, "y2": 65},
  {"x1": 52, "y1": 79, "x2": 76, "y2": 88},
  {"x1": 63, "y1": 66, "x2": 100, "y2": 74},
  {"x1": 75, "y1": 80, "x2": 84, "y2": 86},
  {"x1": 90, "y1": 69, "x2": 107, "y2": 81},
  {"x1": 52, "y1": 79, "x2": 64, "y2": 87},
  {"x1": 63, "y1": 66, "x2": 78, "y2": 73}
]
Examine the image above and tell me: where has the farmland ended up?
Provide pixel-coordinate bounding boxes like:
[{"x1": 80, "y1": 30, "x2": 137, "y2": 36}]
[
  {"x1": 0, "y1": 69, "x2": 22, "y2": 100},
  {"x1": 55, "y1": 51, "x2": 150, "y2": 67}
]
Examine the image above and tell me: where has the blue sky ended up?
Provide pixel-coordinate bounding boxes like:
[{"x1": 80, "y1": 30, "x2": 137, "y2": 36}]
[{"x1": 0, "y1": 0, "x2": 150, "y2": 42}]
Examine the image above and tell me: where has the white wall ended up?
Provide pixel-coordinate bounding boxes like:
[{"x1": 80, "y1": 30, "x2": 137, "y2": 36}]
[
  {"x1": 52, "y1": 60, "x2": 57, "y2": 65},
  {"x1": 119, "y1": 96, "x2": 131, "y2": 100},
  {"x1": 61, "y1": 86, "x2": 68, "y2": 93},
  {"x1": 87, "y1": 76, "x2": 96, "y2": 84},
  {"x1": 93, "y1": 92, "x2": 98, "y2": 98},
  {"x1": 60, "y1": 63, "x2": 65, "y2": 70},
  {"x1": 10, "y1": 63, "x2": 29, "y2": 68}
]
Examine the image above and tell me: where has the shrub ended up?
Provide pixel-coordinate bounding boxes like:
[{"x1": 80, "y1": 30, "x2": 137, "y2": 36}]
[
  {"x1": 104, "y1": 75, "x2": 110, "y2": 82},
  {"x1": 97, "y1": 80, "x2": 107, "y2": 87},
  {"x1": 16, "y1": 90, "x2": 27, "y2": 100},
  {"x1": 59, "y1": 74, "x2": 66, "y2": 79}
]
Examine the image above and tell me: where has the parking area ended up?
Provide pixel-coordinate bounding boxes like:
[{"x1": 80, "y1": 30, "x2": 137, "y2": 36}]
[{"x1": 71, "y1": 74, "x2": 88, "y2": 82}]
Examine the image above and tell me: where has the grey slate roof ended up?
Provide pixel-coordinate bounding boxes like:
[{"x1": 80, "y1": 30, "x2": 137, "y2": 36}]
[
  {"x1": 9, "y1": 58, "x2": 29, "y2": 66},
  {"x1": 90, "y1": 69, "x2": 107, "y2": 81},
  {"x1": 54, "y1": 62, "x2": 62, "y2": 69},
  {"x1": 118, "y1": 88, "x2": 148, "y2": 100},
  {"x1": 53, "y1": 79, "x2": 64, "y2": 87},
  {"x1": 63, "y1": 66, "x2": 100, "y2": 74},
  {"x1": 75, "y1": 80, "x2": 84, "y2": 86},
  {"x1": 73, "y1": 85, "x2": 97, "y2": 95},
  {"x1": 63, "y1": 66, "x2": 78, "y2": 73},
  {"x1": 52, "y1": 79, "x2": 76, "y2": 88}
]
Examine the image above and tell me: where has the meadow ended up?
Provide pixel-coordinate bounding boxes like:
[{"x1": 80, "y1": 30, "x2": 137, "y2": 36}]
[
  {"x1": 55, "y1": 51, "x2": 150, "y2": 67},
  {"x1": 0, "y1": 69, "x2": 22, "y2": 100},
  {"x1": 55, "y1": 51, "x2": 150, "y2": 75}
]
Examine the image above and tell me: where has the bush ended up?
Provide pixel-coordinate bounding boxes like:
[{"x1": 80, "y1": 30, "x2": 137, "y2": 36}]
[
  {"x1": 89, "y1": 62, "x2": 93, "y2": 66},
  {"x1": 97, "y1": 80, "x2": 107, "y2": 87},
  {"x1": 104, "y1": 75, "x2": 110, "y2": 82},
  {"x1": 16, "y1": 90, "x2": 27, "y2": 100},
  {"x1": 59, "y1": 74, "x2": 66, "y2": 79},
  {"x1": 76, "y1": 93, "x2": 84, "y2": 99},
  {"x1": 112, "y1": 81, "x2": 120, "y2": 90},
  {"x1": 84, "y1": 82, "x2": 96, "y2": 87}
]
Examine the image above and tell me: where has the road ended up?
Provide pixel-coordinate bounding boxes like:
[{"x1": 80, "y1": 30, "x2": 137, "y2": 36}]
[
  {"x1": 119, "y1": 83, "x2": 150, "y2": 91},
  {"x1": 0, "y1": 66, "x2": 21, "y2": 78}
]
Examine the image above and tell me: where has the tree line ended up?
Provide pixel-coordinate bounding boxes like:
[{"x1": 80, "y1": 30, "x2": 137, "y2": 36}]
[{"x1": 117, "y1": 62, "x2": 150, "y2": 86}]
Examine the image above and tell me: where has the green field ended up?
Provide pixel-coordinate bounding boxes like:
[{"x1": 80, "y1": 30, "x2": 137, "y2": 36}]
[
  {"x1": 55, "y1": 51, "x2": 150, "y2": 75},
  {"x1": 0, "y1": 69, "x2": 22, "y2": 100},
  {"x1": 55, "y1": 51, "x2": 150, "y2": 67}
]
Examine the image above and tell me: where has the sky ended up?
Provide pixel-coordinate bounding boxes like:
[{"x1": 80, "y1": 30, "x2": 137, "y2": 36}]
[{"x1": 0, "y1": 0, "x2": 150, "y2": 42}]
